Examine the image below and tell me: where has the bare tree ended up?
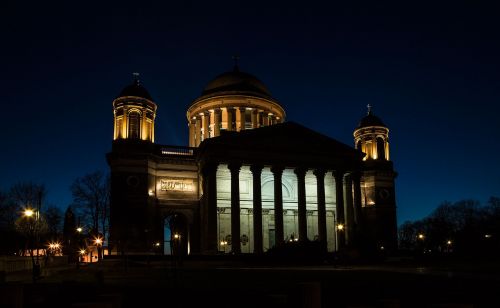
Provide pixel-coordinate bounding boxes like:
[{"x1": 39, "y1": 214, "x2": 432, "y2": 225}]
[
  {"x1": 44, "y1": 205, "x2": 63, "y2": 240},
  {"x1": 70, "y1": 171, "x2": 110, "y2": 260},
  {"x1": 10, "y1": 182, "x2": 46, "y2": 212}
]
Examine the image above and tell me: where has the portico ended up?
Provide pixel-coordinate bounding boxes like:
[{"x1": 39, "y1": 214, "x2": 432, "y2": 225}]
[{"x1": 197, "y1": 122, "x2": 364, "y2": 254}]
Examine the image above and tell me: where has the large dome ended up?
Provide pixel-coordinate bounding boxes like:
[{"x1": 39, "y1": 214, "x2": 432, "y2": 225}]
[
  {"x1": 117, "y1": 79, "x2": 153, "y2": 101},
  {"x1": 200, "y1": 67, "x2": 272, "y2": 99}
]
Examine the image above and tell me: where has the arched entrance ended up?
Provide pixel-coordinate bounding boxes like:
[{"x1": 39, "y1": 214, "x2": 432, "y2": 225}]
[{"x1": 164, "y1": 213, "x2": 189, "y2": 256}]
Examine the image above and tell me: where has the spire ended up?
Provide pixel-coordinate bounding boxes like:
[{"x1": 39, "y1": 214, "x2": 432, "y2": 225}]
[
  {"x1": 132, "y1": 72, "x2": 140, "y2": 85},
  {"x1": 232, "y1": 55, "x2": 240, "y2": 72},
  {"x1": 367, "y1": 103, "x2": 372, "y2": 115}
]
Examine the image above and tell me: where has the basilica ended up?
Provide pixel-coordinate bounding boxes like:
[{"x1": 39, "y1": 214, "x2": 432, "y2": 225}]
[{"x1": 107, "y1": 65, "x2": 397, "y2": 256}]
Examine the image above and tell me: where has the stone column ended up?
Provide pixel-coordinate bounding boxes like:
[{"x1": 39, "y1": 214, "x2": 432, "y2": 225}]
[
  {"x1": 195, "y1": 116, "x2": 202, "y2": 146},
  {"x1": 239, "y1": 108, "x2": 246, "y2": 131},
  {"x1": 228, "y1": 162, "x2": 242, "y2": 254},
  {"x1": 314, "y1": 169, "x2": 327, "y2": 252},
  {"x1": 352, "y1": 171, "x2": 363, "y2": 241},
  {"x1": 151, "y1": 114, "x2": 155, "y2": 143},
  {"x1": 214, "y1": 108, "x2": 222, "y2": 137},
  {"x1": 141, "y1": 110, "x2": 147, "y2": 140},
  {"x1": 344, "y1": 174, "x2": 354, "y2": 245},
  {"x1": 203, "y1": 111, "x2": 210, "y2": 140},
  {"x1": 294, "y1": 167, "x2": 307, "y2": 242},
  {"x1": 250, "y1": 165, "x2": 264, "y2": 254},
  {"x1": 122, "y1": 108, "x2": 128, "y2": 138},
  {"x1": 189, "y1": 119, "x2": 196, "y2": 147},
  {"x1": 251, "y1": 109, "x2": 258, "y2": 128},
  {"x1": 201, "y1": 163, "x2": 218, "y2": 254},
  {"x1": 226, "y1": 107, "x2": 234, "y2": 131},
  {"x1": 333, "y1": 171, "x2": 346, "y2": 249},
  {"x1": 271, "y1": 166, "x2": 285, "y2": 246},
  {"x1": 262, "y1": 113, "x2": 269, "y2": 126}
]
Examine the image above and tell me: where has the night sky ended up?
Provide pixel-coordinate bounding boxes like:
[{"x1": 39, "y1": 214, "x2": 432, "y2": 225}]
[{"x1": 1, "y1": 2, "x2": 499, "y2": 224}]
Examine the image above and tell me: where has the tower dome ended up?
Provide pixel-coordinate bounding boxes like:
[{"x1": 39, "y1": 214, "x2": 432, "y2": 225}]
[
  {"x1": 353, "y1": 105, "x2": 390, "y2": 161},
  {"x1": 186, "y1": 64, "x2": 286, "y2": 147},
  {"x1": 112, "y1": 74, "x2": 157, "y2": 142},
  {"x1": 118, "y1": 78, "x2": 154, "y2": 101}
]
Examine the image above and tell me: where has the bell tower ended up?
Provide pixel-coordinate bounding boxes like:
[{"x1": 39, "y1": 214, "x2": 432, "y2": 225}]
[
  {"x1": 354, "y1": 105, "x2": 397, "y2": 253},
  {"x1": 112, "y1": 73, "x2": 157, "y2": 142}
]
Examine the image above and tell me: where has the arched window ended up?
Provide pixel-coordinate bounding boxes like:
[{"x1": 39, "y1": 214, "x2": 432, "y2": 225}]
[
  {"x1": 128, "y1": 111, "x2": 141, "y2": 139},
  {"x1": 376, "y1": 137, "x2": 385, "y2": 160}
]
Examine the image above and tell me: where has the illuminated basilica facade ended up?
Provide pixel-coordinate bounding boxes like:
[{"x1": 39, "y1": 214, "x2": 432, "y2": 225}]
[{"x1": 107, "y1": 66, "x2": 397, "y2": 256}]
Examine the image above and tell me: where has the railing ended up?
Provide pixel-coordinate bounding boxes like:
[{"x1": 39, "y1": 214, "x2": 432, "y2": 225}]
[{"x1": 159, "y1": 145, "x2": 195, "y2": 157}]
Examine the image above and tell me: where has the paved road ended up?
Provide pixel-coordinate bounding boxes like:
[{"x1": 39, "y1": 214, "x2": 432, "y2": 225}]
[{"x1": 2, "y1": 259, "x2": 499, "y2": 307}]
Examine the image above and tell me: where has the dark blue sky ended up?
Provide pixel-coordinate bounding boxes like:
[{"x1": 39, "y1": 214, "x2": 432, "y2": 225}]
[{"x1": 1, "y1": 1, "x2": 499, "y2": 224}]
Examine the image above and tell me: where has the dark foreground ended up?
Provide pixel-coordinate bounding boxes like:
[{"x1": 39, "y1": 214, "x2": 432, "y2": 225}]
[{"x1": 1, "y1": 256, "x2": 500, "y2": 308}]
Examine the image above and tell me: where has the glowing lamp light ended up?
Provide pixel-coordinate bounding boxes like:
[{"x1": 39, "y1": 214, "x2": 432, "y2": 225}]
[
  {"x1": 173, "y1": 233, "x2": 180, "y2": 240},
  {"x1": 418, "y1": 233, "x2": 425, "y2": 240},
  {"x1": 94, "y1": 237, "x2": 103, "y2": 245},
  {"x1": 24, "y1": 209, "x2": 34, "y2": 217},
  {"x1": 446, "y1": 240, "x2": 452, "y2": 245},
  {"x1": 485, "y1": 234, "x2": 492, "y2": 238},
  {"x1": 337, "y1": 224, "x2": 344, "y2": 231},
  {"x1": 76, "y1": 227, "x2": 83, "y2": 233},
  {"x1": 148, "y1": 190, "x2": 154, "y2": 196},
  {"x1": 79, "y1": 249, "x2": 86, "y2": 255},
  {"x1": 155, "y1": 242, "x2": 160, "y2": 247}
]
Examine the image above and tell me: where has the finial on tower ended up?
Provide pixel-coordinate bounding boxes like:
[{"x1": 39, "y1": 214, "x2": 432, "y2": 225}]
[
  {"x1": 232, "y1": 54, "x2": 240, "y2": 71},
  {"x1": 367, "y1": 103, "x2": 372, "y2": 115},
  {"x1": 132, "y1": 72, "x2": 140, "y2": 85}
]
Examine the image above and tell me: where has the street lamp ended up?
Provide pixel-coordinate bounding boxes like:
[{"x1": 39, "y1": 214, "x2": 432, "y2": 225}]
[
  {"x1": 23, "y1": 208, "x2": 41, "y2": 282},
  {"x1": 47, "y1": 241, "x2": 62, "y2": 256},
  {"x1": 94, "y1": 236, "x2": 103, "y2": 261}
]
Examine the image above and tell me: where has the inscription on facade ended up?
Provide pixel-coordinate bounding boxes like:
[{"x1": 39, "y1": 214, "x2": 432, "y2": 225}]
[{"x1": 160, "y1": 178, "x2": 194, "y2": 192}]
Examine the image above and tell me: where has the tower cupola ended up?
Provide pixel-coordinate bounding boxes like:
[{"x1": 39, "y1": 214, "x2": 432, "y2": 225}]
[
  {"x1": 353, "y1": 105, "x2": 390, "y2": 161},
  {"x1": 112, "y1": 73, "x2": 157, "y2": 142}
]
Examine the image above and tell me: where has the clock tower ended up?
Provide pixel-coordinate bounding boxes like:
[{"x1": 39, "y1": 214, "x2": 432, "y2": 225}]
[{"x1": 354, "y1": 105, "x2": 398, "y2": 253}]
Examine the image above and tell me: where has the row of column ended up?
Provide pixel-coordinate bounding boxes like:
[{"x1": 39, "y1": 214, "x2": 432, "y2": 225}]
[
  {"x1": 202, "y1": 163, "x2": 363, "y2": 254},
  {"x1": 189, "y1": 107, "x2": 280, "y2": 146}
]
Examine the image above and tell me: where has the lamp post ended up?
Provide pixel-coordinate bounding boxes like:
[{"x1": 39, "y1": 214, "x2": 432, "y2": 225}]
[
  {"x1": 94, "y1": 236, "x2": 103, "y2": 262},
  {"x1": 417, "y1": 233, "x2": 425, "y2": 255},
  {"x1": 23, "y1": 208, "x2": 41, "y2": 282}
]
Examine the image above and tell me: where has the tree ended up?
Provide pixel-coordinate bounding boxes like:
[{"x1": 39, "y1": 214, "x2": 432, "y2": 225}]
[
  {"x1": 63, "y1": 206, "x2": 78, "y2": 262},
  {"x1": 71, "y1": 171, "x2": 110, "y2": 260},
  {"x1": 0, "y1": 190, "x2": 22, "y2": 254},
  {"x1": 44, "y1": 205, "x2": 63, "y2": 241},
  {"x1": 9, "y1": 182, "x2": 46, "y2": 211}
]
